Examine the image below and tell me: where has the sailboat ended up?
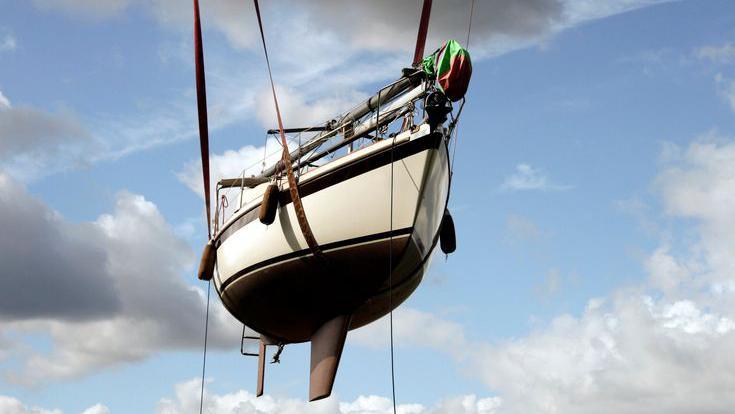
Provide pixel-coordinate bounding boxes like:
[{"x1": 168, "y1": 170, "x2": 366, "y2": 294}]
[{"x1": 193, "y1": 0, "x2": 472, "y2": 401}]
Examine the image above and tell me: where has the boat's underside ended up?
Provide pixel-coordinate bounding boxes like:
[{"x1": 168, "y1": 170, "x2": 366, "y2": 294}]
[
  {"x1": 213, "y1": 126, "x2": 450, "y2": 344},
  {"x1": 218, "y1": 229, "x2": 429, "y2": 342}
]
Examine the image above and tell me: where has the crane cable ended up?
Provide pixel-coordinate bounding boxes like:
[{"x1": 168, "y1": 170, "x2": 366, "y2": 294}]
[
  {"x1": 198, "y1": 280, "x2": 211, "y2": 414},
  {"x1": 387, "y1": 2, "x2": 475, "y2": 413},
  {"x1": 381, "y1": 90, "x2": 399, "y2": 414},
  {"x1": 387, "y1": 1, "x2": 433, "y2": 412}
]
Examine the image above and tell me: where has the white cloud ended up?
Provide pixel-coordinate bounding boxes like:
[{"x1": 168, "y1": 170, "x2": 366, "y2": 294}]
[
  {"x1": 0, "y1": 396, "x2": 61, "y2": 414},
  {"x1": 472, "y1": 295, "x2": 735, "y2": 414},
  {"x1": 29, "y1": 0, "x2": 674, "y2": 63},
  {"x1": 504, "y1": 213, "x2": 544, "y2": 243},
  {"x1": 0, "y1": 32, "x2": 16, "y2": 52},
  {"x1": 0, "y1": 173, "x2": 242, "y2": 385},
  {"x1": 500, "y1": 163, "x2": 572, "y2": 191},
  {"x1": 481, "y1": 136, "x2": 735, "y2": 413},
  {"x1": 0, "y1": 395, "x2": 107, "y2": 414},
  {"x1": 254, "y1": 86, "x2": 366, "y2": 132},
  {"x1": 79, "y1": 405, "x2": 111, "y2": 414},
  {"x1": 0, "y1": 90, "x2": 93, "y2": 181},
  {"x1": 350, "y1": 307, "x2": 467, "y2": 351},
  {"x1": 31, "y1": 0, "x2": 133, "y2": 19},
  {"x1": 655, "y1": 136, "x2": 735, "y2": 291},
  {"x1": 176, "y1": 139, "x2": 283, "y2": 206},
  {"x1": 347, "y1": 135, "x2": 735, "y2": 414},
  {"x1": 175, "y1": 89, "x2": 358, "y2": 202},
  {"x1": 534, "y1": 268, "x2": 563, "y2": 297},
  {"x1": 615, "y1": 197, "x2": 658, "y2": 235},
  {"x1": 644, "y1": 246, "x2": 690, "y2": 294},
  {"x1": 156, "y1": 378, "x2": 501, "y2": 414},
  {"x1": 696, "y1": 42, "x2": 735, "y2": 64},
  {"x1": 714, "y1": 73, "x2": 735, "y2": 112},
  {"x1": 0, "y1": 90, "x2": 10, "y2": 109},
  {"x1": 29, "y1": 0, "x2": 669, "y2": 59},
  {"x1": 18, "y1": 1, "x2": 675, "y2": 175}
]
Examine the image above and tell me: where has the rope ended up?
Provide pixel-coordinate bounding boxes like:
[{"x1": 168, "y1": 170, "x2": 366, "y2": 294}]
[
  {"x1": 449, "y1": 0, "x2": 474, "y2": 178},
  {"x1": 375, "y1": 84, "x2": 398, "y2": 414},
  {"x1": 449, "y1": 98, "x2": 465, "y2": 178},
  {"x1": 466, "y1": 0, "x2": 475, "y2": 48},
  {"x1": 220, "y1": 195, "x2": 229, "y2": 227},
  {"x1": 388, "y1": 123, "x2": 398, "y2": 414},
  {"x1": 198, "y1": 280, "x2": 211, "y2": 414},
  {"x1": 253, "y1": 0, "x2": 324, "y2": 260}
]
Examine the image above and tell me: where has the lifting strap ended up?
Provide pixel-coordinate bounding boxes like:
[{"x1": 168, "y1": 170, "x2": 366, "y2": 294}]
[
  {"x1": 193, "y1": 0, "x2": 212, "y2": 238},
  {"x1": 253, "y1": 0, "x2": 323, "y2": 259},
  {"x1": 412, "y1": 0, "x2": 433, "y2": 66}
]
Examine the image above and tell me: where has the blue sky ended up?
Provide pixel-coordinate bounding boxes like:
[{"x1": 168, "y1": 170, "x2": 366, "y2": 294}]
[{"x1": 2, "y1": 0, "x2": 735, "y2": 413}]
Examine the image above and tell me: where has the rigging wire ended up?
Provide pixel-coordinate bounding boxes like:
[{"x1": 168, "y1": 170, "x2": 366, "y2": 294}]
[
  {"x1": 198, "y1": 280, "x2": 212, "y2": 414},
  {"x1": 380, "y1": 90, "x2": 399, "y2": 414},
  {"x1": 466, "y1": 0, "x2": 475, "y2": 48},
  {"x1": 195, "y1": 1, "x2": 474, "y2": 410},
  {"x1": 450, "y1": 0, "x2": 475, "y2": 178}
]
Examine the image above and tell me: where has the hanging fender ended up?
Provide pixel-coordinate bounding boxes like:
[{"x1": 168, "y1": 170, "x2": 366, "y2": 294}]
[
  {"x1": 259, "y1": 183, "x2": 279, "y2": 225},
  {"x1": 197, "y1": 240, "x2": 216, "y2": 281},
  {"x1": 253, "y1": 0, "x2": 324, "y2": 261},
  {"x1": 440, "y1": 208, "x2": 456, "y2": 254}
]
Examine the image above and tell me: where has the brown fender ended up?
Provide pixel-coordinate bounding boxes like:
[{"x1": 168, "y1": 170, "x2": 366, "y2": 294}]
[
  {"x1": 197, "y1": 240, "x2": 216, "y2": 281},
  {"x1": 259, "y1": 184, "x2": 279, "y2": 225}
]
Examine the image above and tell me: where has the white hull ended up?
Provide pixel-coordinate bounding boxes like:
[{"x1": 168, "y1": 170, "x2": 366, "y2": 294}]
[{"x1": 213, "y1": 124, "x2": 450, "y2": 342}]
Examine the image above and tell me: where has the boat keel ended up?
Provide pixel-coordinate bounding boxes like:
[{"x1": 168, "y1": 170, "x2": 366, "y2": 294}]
[{"x1": 309, "y1": 314, "x2": 351, "y2": 401}]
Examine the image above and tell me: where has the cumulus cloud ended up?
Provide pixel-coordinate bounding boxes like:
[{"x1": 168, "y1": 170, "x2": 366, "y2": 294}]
[
  {"x1": 500, "y1": 163, "x2": 571, "y2": 191},
  {"x1": 0, "y1": 396, "x2": 61, "y2": 414},
  {"x1": 254, "y1": 86, "x2": 367, "y2": 132},
  {"x1": 347, "y1": 135, "x2": 735, "y2": 414},
  {"x1": 713, "y1": 73, "x2": 735, "y2": 113},
  {"x1": 176, "y1": 109, "x2": 343, "y2": 205},
  {"x1": 472, "y1": 295, "x2": 735, "y2": 414},
  {"x1": 655, "y1": 136, "x2": 735, "y2": 293},
  {"x1": 504, "y1": 213, "x2": 544, "y2": 244},
  {"x1": 80, "y1": 405, "x2": 110, "y2": 414},
  {"x1": 0, "y1": 174, "x2": 118, "y2": 320},
  {"x1": 34, "y1": 0, "x2": 673, "y2": 61},
  {"x1": 20, "y1": 1, "x2": 674, "y2": 170},
  {"x1": 176, "y1": 139, "x2": 284, "y2": 204},
  {"x1": 0, "y1": 173, "x2": 241, "y2": 384},
  {"x1": 157, "y1": 378, "x2": 501, "y2": 414},
  {"x1": 0, "y1": 90, "x2": 92, "y2": 180},
  {"x1": 0, "y1": 90, "x2": 11, "y2": 109},
  {"x1": 0, "y1": 396, "x2": 109, "y2": 414},
  {"x1": 483, "y1": 138, "x2": 735, "y2": 413},
  {"x1": 0, "y1": 107, "x2": 88, "y2": 159},
  {"x1": 0, "y1": 31, "x2": 16, "y2": 52},
  {"x1": 350, "y1": 307, "x2": 467, "y2": 351},
  {"x1": 30, "y1": 0, "x2": 133, "y2": 19},
  {"x1": 696, "y1": 42, "x2": 735, "y2": 64}
]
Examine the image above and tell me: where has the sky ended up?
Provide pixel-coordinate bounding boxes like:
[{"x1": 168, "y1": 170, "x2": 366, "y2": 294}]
[{"x1": 2, "y1": 0, "x2": 735, "y2": 413}]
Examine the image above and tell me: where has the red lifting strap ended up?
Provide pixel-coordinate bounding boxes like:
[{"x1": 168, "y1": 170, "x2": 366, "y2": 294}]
[
  {"x1": 193, "y1": 0, "x2": 212, "y2": 238},
  {"x1": 412, "y1": 0, "x2": 433, "y2": 66},
  {"x1": 253, "y1": 0, "x2": 324, "y2": 260}
]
